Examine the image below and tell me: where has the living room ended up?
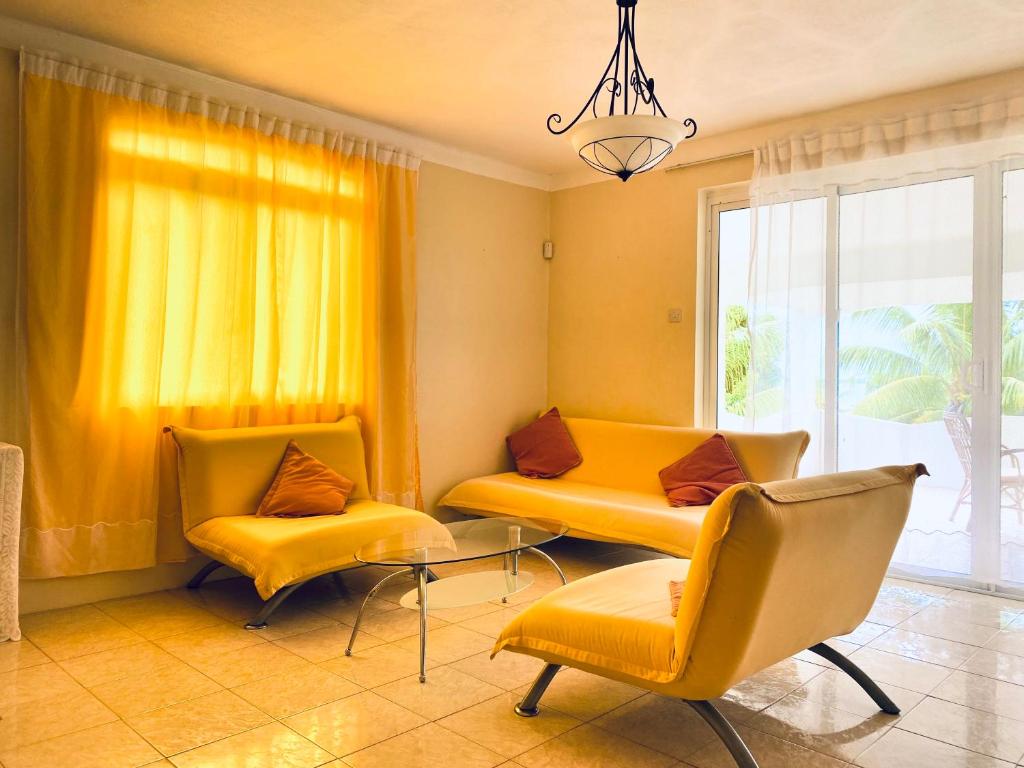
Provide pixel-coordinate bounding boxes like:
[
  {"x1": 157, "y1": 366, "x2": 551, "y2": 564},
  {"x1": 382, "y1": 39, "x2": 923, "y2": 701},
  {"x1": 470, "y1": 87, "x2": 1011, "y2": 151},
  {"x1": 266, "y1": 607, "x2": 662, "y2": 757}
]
[{"x1": 1, "y1": 2, "x2": 1023, "y2": 767}]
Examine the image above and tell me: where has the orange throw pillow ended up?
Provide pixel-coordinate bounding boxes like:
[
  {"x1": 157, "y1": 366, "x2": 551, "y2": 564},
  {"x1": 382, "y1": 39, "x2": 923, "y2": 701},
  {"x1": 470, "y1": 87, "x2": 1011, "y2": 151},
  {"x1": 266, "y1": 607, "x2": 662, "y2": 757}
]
[
  {"x1": 256, "y1": 440, "x2": 355, "y2": 518},
  {"x1": 506, "y1": 407, "x2": 582, "y2": 479},
  {"x1": 658, "y1": 433, "x2": 747, "y2": 507}
]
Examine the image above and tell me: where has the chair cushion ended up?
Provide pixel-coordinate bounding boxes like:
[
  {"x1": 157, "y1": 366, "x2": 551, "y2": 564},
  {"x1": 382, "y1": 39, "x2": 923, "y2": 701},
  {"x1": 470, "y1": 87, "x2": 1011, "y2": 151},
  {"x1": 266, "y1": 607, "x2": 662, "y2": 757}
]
[
  {"x1": 186, "y1": 500, "x2": 443, "y2": 599},
  {"x1": 440, "y1": 473, "x2": 708, "y2": 557},
  {"x1": 494, "y1": 558, "x2": 688, "y2": 684}
]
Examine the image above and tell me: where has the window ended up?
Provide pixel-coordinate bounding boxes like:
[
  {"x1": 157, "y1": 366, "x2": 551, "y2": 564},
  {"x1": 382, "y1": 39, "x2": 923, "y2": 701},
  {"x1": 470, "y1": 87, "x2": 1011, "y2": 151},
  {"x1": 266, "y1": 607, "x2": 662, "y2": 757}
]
[{"x1": 701, "y1": 163, "x2": 1024, "y2": 595}]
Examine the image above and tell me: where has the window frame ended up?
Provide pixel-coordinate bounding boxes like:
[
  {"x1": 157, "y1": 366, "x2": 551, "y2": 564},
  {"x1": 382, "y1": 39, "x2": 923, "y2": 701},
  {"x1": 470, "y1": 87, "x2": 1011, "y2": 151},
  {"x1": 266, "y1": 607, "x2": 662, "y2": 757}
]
[{"x1": 695, "y1": 183, "x2": 749, "y2": 429}]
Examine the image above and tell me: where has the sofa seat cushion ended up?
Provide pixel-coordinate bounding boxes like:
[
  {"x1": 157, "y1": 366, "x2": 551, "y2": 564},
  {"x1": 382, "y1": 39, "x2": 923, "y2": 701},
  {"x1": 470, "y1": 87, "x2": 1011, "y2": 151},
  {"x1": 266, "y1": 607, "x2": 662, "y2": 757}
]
[
  {"x1": 186, "y1": 500, "x2": 443, "y2": 599},
  {"x1": 494, "y1": 558, "x2": 688, "y2": 684},
  {"x1": 440, "y1": 473, "x2": 708, "y2": 558}
]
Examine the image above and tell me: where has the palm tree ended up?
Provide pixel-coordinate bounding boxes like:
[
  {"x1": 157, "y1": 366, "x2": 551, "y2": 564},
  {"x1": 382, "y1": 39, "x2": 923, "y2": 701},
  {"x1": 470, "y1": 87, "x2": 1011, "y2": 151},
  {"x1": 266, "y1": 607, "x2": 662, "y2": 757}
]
[
  {"x1": 839, "y1": 300, "x2": 1024, "y2": 423},
  {"x1": 722, "y1": 305, "x2": 784, "y2": 417}
]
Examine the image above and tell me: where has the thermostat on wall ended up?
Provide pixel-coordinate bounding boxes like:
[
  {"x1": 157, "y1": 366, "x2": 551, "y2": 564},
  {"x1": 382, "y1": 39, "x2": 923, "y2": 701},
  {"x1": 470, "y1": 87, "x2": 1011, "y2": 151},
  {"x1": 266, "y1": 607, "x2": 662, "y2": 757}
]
[{"x1": 542, "y1": 241, "x2": 554, "y2": 260}]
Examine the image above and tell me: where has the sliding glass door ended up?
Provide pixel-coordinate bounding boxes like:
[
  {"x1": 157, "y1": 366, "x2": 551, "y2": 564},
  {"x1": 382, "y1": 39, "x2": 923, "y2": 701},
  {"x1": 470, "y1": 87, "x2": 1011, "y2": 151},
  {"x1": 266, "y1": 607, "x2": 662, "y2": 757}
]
[
  {"x1": 836, "y1": 176, "x2": 975, "y2": 579},
  {"x1": 707, "y1": 162, "x2": 1024, "y2": 594}
]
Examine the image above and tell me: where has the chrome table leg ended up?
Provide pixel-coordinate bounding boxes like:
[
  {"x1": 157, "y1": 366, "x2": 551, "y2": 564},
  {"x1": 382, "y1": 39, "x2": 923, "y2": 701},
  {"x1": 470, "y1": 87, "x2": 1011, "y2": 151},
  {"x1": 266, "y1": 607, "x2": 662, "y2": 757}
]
[
  {"x1": 415, "y1": 564, "x2": 428, "y2": 683},
  {"x1": 526, "y1": 546, "x2": 568, "y2": 585},
  {"x1": 345, "y1": 567, "x2": 412, "y2": 656}
]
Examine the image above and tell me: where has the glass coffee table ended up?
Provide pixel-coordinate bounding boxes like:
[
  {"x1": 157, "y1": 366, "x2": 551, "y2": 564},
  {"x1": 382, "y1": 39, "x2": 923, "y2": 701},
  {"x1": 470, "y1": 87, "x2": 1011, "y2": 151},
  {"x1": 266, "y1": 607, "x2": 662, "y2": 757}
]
[{"x1": 346, "y1": 516, "x2": 569, "y2": 682}]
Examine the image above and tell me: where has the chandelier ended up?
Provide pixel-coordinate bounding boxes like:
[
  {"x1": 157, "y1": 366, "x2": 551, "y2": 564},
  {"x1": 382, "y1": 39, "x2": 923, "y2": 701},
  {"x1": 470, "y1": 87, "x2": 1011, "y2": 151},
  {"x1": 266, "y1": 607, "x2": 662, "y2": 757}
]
[{"x1": 548, "y1": 0, "x2": 696, "y2": 181}]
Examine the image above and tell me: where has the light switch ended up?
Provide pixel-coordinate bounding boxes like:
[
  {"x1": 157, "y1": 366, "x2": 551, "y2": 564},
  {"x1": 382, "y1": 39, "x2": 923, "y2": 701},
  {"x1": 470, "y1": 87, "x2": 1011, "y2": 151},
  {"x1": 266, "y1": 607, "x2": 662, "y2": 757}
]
[{"x1": 668, "y1": 308, "x2": 683, "y2": 323}]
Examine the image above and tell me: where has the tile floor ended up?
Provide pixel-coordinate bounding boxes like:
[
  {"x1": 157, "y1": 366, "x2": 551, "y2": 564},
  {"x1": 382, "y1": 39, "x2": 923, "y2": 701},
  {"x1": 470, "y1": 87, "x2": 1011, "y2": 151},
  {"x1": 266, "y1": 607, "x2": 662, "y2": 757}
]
[{"x1": 2, "y1": 539, "x2": 1024, "y2": 768}]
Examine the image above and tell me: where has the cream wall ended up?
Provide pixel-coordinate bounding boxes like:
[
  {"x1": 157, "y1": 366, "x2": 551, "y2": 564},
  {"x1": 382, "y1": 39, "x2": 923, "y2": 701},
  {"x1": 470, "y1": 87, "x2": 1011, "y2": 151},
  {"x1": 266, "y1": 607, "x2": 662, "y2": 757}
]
[
  {"x1": 417, "y1": 162, "x2": 549, "y2": 513},
  {"x1": 548, "y1": 154, "x2": 753, "y2": 427}
]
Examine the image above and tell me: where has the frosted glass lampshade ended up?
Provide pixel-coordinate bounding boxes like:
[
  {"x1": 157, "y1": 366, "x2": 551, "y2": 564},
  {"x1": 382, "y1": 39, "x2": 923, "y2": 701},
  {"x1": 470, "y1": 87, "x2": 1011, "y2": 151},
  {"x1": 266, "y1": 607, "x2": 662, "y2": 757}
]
[{"x1": 568, "y1": 114, "x2": 689, "y2": 181}]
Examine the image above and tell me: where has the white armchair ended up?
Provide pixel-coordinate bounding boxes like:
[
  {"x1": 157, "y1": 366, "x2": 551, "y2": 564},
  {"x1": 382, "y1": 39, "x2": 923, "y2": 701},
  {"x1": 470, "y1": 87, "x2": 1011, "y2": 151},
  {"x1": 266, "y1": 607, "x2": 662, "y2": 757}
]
[{"x1": 0, "y1": 443, "x2": 22, "y2": 641}]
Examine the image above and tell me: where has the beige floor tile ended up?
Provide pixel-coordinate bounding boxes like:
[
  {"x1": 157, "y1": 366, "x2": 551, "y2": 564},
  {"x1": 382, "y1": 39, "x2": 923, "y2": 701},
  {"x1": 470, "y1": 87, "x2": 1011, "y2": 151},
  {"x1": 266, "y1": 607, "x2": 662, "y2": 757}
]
[
  {"x1": 392, "y1": 624, "x2": 495, "y2": 664},
  {"x1": 311, "y1": 595, "x2": 401, "y2": 626},
  {"x1": 428, "y1": 601, "x2": 503, "y2": 624},
  {"x1": 0, "y1": 720, "x2": 161, "y2": 768},
  {"x1": 901, "y1": 609, "x2": 1002, "y2": 647},
  {"x1": 154, "y1": 622, "x2": 267, "y2": 663},
  {"x1": 931, "y1": 670, "x2": 1024, "y2": 721},
  {"x1": 285, "y1": 690, "x2": 426, "y2": 756},
  {"x1": 687, "y1": 723, "x2": 851, "y2": 768},
  {"x1": 0, "y1": 639, "x2": 49, "y2": 673},
  {"x1": 836, "y1": 622, "x2": 889, "y2": 646},
  {"x1": 320, "y1": 642, "x2": 442, "y2": 688},
  {"x1": 0, "y1": 661, "x2": 85, "y2": 707},
  {"x1": 846, "y1": 647, "x2": 951, "y2": 694},
  {"x1": 250, "y1": 607, "x2": 339, "y2": 641},
  {"x1": 439, "y1": 691, "x2": 581, "y2": 758},
  {"x1": 517, "y1": 666, "x2": 644, "y2": 721},
  {"x1": 343, "y1": 722, "x2": 504, "y2": 768},
  {"x1": 723, "y1": 658, "x2": 824, "y2": 711},
  {"x1": 233, "y1": 663, "x2": 362, "y2": 719},
  {"x1": 750, "y1": 693, "x2": 894, "y2": 762},
  {"x1": 169, "y1": 579, "x2": 265, "y2": 623},
  {"x1": 59, "y1": 641, "x2": 180, "y2": 688},
  {"x1": 515, "y1": 723, "x2": 677, "y2": 768},
  {"x1": 985, "y1": 629, "x2": 1024, "y2": 658},
  {"x1": 791, "y1": 668, "x2": 924, "y2": 719},
  {"x1": 796, "y1": 640, "x2": 861, "y2": 669},
  {"x1": 960, "y1": 648, "x2": 1024, "y2": 686},
  {"x1": 352, "y1": 607, "x2": 447, "y2": 643},
  {"x1": 90, "y1": 659, "x2": 222, "y2": 717},
  {"x1": 450, "y1": 649, "x2": 550, "y2": 691},
  {"x1": 96, "y1": 592, "x2": 222, "y2": 640},
  {"x1": 126, "y1": 689, "x2": 272, "y2": 756},
  {"x1": 882, "y1": 578, "x2": 954, "y2": 598},
  {"x1": 875, "y1": 584, "x2": 941, "y2": 612},
  {"x1": 168, "y1": 722, "x2": 334, "y2": 768},
  {"x1": 865, "y1": 603, "x2": 919, "y2": 627},
  {"x1": 375, "y1": 665, "x2": 504, "y2": 720},
  {"x1": 275, "y1": 624, "x2": 382, "y2": 663},
  {"x1": 20, "y1": 604, "x2": 145, "y2": 661},
  {"x1": 0, "y1": 688, "x2": 118, "y2": 748},
  {"x1": 593, "y1": 693, "x2": 718, "y2": 761},
  {"x1": 187, "y1": 641, "x2": 311, "y2": 688},
  {"x1": 924, "y1": 598, "x2": 1023, "y2": 630},
  {"x1": 897, "y1": 696, "x2": 1024, "y2": 763},
  {"x1": 456, "y1": 608, "x2": 523, "y2": 639},
  {"x1": 869, "y1": 628, "x2": 978, "y2": 668},
  {"x1": 856, "y1": 727, "x2": 1014, "y2": 768}
]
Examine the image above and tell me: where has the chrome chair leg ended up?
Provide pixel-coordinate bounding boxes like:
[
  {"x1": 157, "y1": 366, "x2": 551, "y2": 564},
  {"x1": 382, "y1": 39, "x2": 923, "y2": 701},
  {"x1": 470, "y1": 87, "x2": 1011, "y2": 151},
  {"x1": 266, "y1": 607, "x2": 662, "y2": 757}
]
[
  {"x1": 345, "y1": 567, "x2": 413, "y2": 656},
  {"x1": 687, "y1": 700, "x2": 760, "y2": 768},
  {"x1": 808, "y1": 642, "x2": 900, "y2": 714},
  {"x1": 416, "y1": 565, "x2": 428, "y2": 683},
  {"x1": 514, "y1": 663, "x2": 561, "y2": 717},
  {"x1": 187, "y1": 560, "x2": 225, "y2": 589},
  {"x1": 245, "y1": 582, "x2": 304, "y2": 630}
]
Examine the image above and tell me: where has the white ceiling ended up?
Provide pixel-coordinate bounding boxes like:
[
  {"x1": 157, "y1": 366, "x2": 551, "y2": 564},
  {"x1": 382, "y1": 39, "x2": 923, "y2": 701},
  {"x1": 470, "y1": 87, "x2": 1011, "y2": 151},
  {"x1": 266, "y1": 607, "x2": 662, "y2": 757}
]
[{"x1": 1, "y1": 0, "x2": 1023, "y2": 176}]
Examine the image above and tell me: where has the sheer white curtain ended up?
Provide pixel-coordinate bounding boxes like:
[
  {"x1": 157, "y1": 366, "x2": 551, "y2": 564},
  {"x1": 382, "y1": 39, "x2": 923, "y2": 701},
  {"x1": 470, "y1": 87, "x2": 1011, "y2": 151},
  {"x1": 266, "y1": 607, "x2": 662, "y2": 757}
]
[{"x1": 745, "y1": 90, "x2": 1024, "y2": 588}]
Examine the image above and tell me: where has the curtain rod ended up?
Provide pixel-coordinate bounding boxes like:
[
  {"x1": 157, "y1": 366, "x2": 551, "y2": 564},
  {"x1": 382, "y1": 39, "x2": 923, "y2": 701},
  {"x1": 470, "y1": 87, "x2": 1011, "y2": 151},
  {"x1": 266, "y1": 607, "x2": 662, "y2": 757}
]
[{"x1": 664, "y1": 149, "x2": 754, "y2": 172}]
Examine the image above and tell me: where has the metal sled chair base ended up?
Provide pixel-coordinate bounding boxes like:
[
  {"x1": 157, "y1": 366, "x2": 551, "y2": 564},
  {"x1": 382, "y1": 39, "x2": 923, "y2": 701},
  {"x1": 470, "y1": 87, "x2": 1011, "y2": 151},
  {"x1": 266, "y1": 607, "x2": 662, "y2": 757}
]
[
  {"x1": 186, "y1": 558, "x2": 439, "y2": 631},
  {"x1": 513, "y1": 642, "x2": 900, "y2": 768}
]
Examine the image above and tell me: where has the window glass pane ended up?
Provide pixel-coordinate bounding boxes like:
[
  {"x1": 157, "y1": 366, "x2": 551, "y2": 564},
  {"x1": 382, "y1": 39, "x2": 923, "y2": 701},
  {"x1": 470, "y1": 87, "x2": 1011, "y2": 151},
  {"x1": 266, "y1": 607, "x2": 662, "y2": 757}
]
[
  {"x1": 716, "y1": 207, "x2": 751, "y2": 429},
  {"x1": 837, "y1": 176, "x2": 974, "y2": 577}
]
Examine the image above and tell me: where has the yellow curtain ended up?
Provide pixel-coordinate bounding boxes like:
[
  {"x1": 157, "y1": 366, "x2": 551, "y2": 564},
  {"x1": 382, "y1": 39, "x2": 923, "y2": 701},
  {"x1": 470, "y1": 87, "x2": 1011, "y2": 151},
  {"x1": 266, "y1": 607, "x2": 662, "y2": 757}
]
[{"x1": 20, "y1": 53, "x2": 420, "y2": 578}]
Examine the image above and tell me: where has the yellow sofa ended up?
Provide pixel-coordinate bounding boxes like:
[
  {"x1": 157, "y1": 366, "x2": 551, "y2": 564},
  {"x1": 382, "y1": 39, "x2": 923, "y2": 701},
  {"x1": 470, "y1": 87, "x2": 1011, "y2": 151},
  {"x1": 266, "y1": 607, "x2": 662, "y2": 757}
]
[
  {"x1": 167, "y1": 416, "x2": 441, "y2": 629},
  {"x1": 496, "y1": 464, "x2": 926, "y2": 768},
  {"x1": 440, "y1": 416, "x2": 810, "y2": 557}
]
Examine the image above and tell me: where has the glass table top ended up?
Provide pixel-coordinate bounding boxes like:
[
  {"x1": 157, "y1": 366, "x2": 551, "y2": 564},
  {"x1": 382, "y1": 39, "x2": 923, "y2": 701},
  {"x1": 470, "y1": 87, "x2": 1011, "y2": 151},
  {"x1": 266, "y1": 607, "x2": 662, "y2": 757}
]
[{"x1": 355, "y1": 516, "x2": 568, "y2": 567}]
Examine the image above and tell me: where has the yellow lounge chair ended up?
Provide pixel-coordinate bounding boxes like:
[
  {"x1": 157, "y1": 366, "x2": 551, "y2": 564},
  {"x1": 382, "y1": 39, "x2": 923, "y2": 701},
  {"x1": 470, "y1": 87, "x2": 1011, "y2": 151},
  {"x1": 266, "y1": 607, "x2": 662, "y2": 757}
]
[{"x1": 494, "y1": 464, "x2": 927, "y2": 768}]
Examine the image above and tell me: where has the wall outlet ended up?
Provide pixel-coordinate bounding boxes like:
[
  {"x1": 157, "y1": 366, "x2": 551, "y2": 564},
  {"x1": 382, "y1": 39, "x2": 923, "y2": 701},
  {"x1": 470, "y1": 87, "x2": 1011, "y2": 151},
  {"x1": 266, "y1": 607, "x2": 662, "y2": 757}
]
[{"x1": 668, "y1": 308, "x2": 683, "y2": 323}]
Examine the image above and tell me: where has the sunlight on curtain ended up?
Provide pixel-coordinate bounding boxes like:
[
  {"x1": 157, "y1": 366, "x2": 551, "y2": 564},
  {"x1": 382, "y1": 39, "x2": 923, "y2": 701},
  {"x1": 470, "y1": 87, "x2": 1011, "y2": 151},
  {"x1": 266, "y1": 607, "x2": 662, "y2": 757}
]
[{"x1": 20, "y1": 54, "x2": 419, "y2": 577}]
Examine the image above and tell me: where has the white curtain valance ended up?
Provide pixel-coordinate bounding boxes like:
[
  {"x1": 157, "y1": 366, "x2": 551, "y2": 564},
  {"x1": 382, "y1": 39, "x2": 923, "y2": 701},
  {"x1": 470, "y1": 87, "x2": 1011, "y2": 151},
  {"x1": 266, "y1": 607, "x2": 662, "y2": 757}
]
[
  {"x1": 21, "y1": 49, "x2": 421, "y2": 171},
  {"x1": 753, "y1": 90, "x2": 1024, "y2": 196}
]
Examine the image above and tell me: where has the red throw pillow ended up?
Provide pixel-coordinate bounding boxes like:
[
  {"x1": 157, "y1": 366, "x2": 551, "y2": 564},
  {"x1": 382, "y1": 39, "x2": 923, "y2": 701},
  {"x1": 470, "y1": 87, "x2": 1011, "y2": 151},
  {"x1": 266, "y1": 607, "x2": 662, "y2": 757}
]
[
  {"x1": 659, "y1": 433, "x2": 747, "y2": 507},
  {"x1": 257, "y1": 440, "x2": 355, "y2": 517},
  {"x1": 506, "y1": 407, "x2": 582, "y2": 479}
]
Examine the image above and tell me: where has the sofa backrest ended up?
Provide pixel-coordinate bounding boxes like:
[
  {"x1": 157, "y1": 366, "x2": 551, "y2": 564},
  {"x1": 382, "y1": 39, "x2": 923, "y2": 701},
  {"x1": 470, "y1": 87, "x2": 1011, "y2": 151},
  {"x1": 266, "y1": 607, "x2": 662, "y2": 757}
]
[
  {"x1": 167, "y1": 416, "x2": 371, "y2": 531},
  {"x1": 671, "y1": 464, "x2": 925, "y2": 699},
  {"x1": 558, "y1": 416, "x2": 810, "y2": 493}
]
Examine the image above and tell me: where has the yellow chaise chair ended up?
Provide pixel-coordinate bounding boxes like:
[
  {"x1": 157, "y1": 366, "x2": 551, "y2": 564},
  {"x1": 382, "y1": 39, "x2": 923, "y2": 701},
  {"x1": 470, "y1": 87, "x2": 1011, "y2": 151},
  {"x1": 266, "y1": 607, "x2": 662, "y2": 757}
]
[
  {"x1": 441, "y1": 416, "x2": 809, "y2": 558},
  {"x1": 168, "y1": 416, "x2": 442, "y2": 629},
  {"x1": 494, "y1": 464, "x2": 927, "y2": 768}
]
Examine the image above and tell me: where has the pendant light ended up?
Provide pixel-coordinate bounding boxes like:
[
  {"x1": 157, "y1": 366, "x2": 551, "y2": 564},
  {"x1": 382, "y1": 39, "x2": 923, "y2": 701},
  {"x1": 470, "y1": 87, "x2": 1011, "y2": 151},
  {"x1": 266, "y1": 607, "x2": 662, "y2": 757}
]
[{"x1": 548, "y1": 0, "x2": 696, "y2": 181}]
